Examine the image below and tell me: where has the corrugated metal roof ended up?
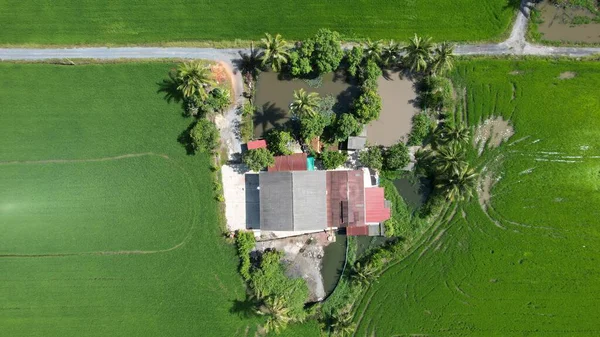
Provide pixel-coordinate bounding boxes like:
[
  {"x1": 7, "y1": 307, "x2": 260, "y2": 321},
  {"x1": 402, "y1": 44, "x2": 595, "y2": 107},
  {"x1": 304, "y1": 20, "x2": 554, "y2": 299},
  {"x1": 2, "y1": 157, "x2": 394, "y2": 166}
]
[
  {"x1": 292, "y1": 171, "x2": 327, "y2": 231},
  {"x1": 247, "y1": 139, "x2": 267, "y2": 150},
  {"x1": 268, "y1": 153, "x2": 308, "y2": 172},
  {"x1": 365, "y1": 187, "x2": 391, "y2": 223},
  {"x1": 347, "y1": 136, "x2": 367, "y2": 150},
  {"x1": 259, "y1": 172, "x2": 294, "y2": 231},
  {"x1": 347, "y1": 226, "x2": 369, "y2": 236},
  {"x1": 326, "y1": 170, "x2": 365, "y2": 228}
]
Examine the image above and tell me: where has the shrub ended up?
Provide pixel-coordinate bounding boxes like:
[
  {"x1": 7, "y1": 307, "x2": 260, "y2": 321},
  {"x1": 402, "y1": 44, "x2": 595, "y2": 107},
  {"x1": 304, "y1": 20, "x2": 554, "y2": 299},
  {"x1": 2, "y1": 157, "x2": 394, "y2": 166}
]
[
  {"x1": 346, "y1": 46, "x2": 364, "y2": 78},
  {"x1": 320, "y1": 150, "x2": 347, "y2": 169},
  {"x1": 384, "y1": 142, "x2": 410, "y2": 171},
  {"x1": 190, "y1": 119, "x2": 220, "y2": 154},
  {"x1": 204, "y1": 88, "x2": 231, "y2": 114},
  {"x1": 359, "y1": 146, "x2": 384, "y2": 171},
  {"x1": 353, "y1": 89, "x2": 382, "y2": 124},
  {"x1": 419, "y1": 76, "x2": 454, "y2": 112},
  {"x1": 289, "y1": 48, "x2": 313, "y2": 77},
  {"x1": 333, "y1": 113, "x2": 362, "y2": 142},
  {"x1": 407, "y1": 112, "x2": 433, "y2": 146},
  {"x1": 359, "y1": 60, "x2": 382, "y2": 90},
  {"x1": 300, "y1": 113, "x2": 328, "y2": 142},
  {"x1": 240, "y1": 102, "x2": 255, "y2": 143},
  {"x1": 265, "y1": 129, "x2": 294, "y2": 155},
  {"x1": 243, "y1": 148, "x2": 275, "y2": 171},
  {"x1": 311, "y1": 28, "x2": 344, "y2": 74},
  {"x1": 235, "y1": 231, "x2": 256, "y2": 281}
]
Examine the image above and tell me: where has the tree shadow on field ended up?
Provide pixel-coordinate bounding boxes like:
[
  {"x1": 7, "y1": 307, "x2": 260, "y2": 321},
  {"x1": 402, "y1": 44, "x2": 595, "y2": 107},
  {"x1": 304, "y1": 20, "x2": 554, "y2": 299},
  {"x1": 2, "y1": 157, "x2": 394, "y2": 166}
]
[
  {"x1": 177, "y1": 121, "x2": 197, "y2": 155},
  {"x1": 230, "y1": 295, "x2": 261, "y2": 319},
  {"x1": 157, "y1": 72, "x2": 184, "y2": 104}
]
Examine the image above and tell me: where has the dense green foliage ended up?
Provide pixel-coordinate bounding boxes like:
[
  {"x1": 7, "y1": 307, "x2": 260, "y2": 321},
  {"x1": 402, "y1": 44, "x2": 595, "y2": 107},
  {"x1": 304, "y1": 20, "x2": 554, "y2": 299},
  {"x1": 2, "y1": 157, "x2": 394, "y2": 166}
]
[
  {"x1": 407, "y1": 112, "x2": 433, "y2": 145},
  {"x1": 383, "y1": 142, "x2": 410, "y2": 171},
  {"x1": 320, "y1": 150, "x2": 348, "y2": 169},
  {"x1": 190, "y1": 119, "x2": 220, "y2": 154},
  {"x1": 288, "y1": 29, "x2": 343, "y2": 76},
  {"x1": 0, "y1": 1, "x2": 516, "y2": 45},
  {"x1": 359, "y1": 60, "x2": 382, "y2": 90},
  {"x1": 235, "y1": 231, "x2": 256, "y2": 281},
  {"x1": 359, "y1": 146, "x2": 384, "y2": 171},
  {"x1": 345, "y1": 46, "x2": 364, "y2": 78},
  {"x1": 0, "y1": 62, "x2": 261, "y2": 336},
  {"x1": 243, "y1": 148, "x2": 275, "y2": 171},
  {"x1": 265, "y1": 129, "x2": 294, "y2": 155},
  {"x1": 379, "y1": 179, "x2": 411, "y2": 237},
  {"x1": 355, "y1": 59, "x2": 600, "y2": 335},
  {"x1": 240, "y1": 102, "x2": 256, "y2": 143},
  {"x1": 419, "y1": 75, "x2": 455, "y2": 111},
  {"x1": 352, "y1": 89, "x2": 382, "y2": 124},
  {"x1": 299, "y1": 112, "x2": 328, "y2": 142},
  {"x1": 332, "y1": 113, "x2": 362, "y2": 141}
]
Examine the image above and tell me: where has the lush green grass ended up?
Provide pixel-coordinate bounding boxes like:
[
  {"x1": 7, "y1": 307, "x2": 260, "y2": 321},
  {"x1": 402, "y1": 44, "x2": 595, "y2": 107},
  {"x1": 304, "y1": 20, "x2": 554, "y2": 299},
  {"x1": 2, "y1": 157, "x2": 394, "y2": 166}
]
[
  {"x1": 0, "y1": 0, "x2": 516, "y2": 45},
  {"x1": 0, "y1": 63, "x2": 269, "y2": 336},
  {"x1": 354, "y1": 59, "x2": 600, "y2": 335}
]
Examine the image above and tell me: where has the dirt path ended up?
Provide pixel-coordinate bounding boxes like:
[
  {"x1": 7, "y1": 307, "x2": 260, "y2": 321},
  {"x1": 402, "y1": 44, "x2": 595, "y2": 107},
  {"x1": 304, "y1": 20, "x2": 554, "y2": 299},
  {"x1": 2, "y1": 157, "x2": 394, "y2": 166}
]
[{"x1": 0, "y1": 152, "x2": 169, "y2": 165}]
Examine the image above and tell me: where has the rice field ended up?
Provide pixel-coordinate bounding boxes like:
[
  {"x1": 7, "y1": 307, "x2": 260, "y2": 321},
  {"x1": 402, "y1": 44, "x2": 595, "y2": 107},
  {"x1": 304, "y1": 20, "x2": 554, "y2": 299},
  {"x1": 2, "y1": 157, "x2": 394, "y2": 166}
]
[
  {"x1": 0, "y1": 62, "x2": 270, "y2": 336},
  {"x1": 354, "y1": 59, "x2": 600, "y2": 335},
  {"x1": 0, "y1": 0, "x2": 516, "y2": 45}
]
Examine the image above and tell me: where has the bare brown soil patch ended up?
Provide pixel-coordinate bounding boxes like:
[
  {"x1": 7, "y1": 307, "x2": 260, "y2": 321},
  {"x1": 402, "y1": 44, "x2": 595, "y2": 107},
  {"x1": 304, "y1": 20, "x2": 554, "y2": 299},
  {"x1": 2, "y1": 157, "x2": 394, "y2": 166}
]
[
  {"x1": 537, "y1": 0, "x2": 600, "y2": 43},
  {"x1": 559, "y1": 71, "x2": 577, "y2": 79},
  {"x1": 473, "y1": 117, "x2": 515, "y2": 156}
]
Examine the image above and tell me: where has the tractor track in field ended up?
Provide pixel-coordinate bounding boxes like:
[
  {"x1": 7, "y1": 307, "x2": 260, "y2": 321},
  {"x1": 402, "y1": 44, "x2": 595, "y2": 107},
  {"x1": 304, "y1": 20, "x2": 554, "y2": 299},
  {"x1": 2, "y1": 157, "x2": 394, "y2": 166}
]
[{"x1": 0, "y1": 152, "x2": 169, "y2": 165}]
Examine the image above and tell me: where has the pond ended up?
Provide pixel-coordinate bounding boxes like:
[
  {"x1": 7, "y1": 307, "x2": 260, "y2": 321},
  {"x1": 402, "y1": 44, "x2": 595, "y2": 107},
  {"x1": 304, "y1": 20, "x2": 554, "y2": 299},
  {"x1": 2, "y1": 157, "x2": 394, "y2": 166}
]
[
  {"x1": 536, "y1": 0, "x2": 600, "y2": 43},
  {"x1": 321, "y1": 234, "x2": 392, "y2": 296},
  {"x1": 253, "y1": 71, "x2": 360, "y2": 138},
  {"x1": 393, "y1": 176, "x2": 432, "y2": 211}
]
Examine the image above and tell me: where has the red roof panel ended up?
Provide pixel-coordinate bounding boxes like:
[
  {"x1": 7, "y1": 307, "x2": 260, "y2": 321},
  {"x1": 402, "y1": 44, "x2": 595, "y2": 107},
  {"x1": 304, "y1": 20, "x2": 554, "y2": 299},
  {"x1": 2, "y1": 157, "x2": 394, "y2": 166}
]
[
  {"x1": 365, "y1": 187, "x2": 391, "y2": 223},
  {"x1": 347, "y1": 226, "x2": 369, "y2": 236},
  {"x1": 268, "y1": 153, "x2": 307, "y2": 172},
  {"x1": 247, "y1": 139, "x2": 267, "y2": 150}
]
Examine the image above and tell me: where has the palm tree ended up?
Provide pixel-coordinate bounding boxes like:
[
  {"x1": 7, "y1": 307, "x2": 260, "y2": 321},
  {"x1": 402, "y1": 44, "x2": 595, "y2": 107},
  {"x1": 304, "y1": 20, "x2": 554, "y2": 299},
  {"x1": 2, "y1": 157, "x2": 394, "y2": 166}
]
[
  {"x1": 381, "y1": 40, "x2": 401, "y2": 68},
  {"x1": 176, "y1": 61, "x2": 217, "y2": 100},
  {"x1": 289, "y1": 89, "x2": 321, "y2": 118},
  {"x1": 259, "y1": 296, "x2": 292, "y2": 334},
  {"x1": 436, "y1": 164, "x2": 478, "y2": 202},
  {"x1": 432, "y1": 143, "x2": 467, "y2": 175},
  {"x1": 260, "y1": 33, "x2": 290, "y2": 72},
  {"x1": 402, "y1": 34, "x2": 434, "y2": 73},
  {"x1": 431, "y1": 42, "x2": 456, "y2": 76},
  {"x1": 331, "y1": 306, "x2": 357, "y2": 337},
  {"x1": 435, "y1": 123, "x2": 470, "y2": 146},
  {"x1": 238, "y1": 41, "x2": 264, "y2": 80},
  {"x1": 351, "y1": 261, "x2": 378, "y2": 286},
  {"x1": 363, "y1": 39, "x2": 383, "y2": 63}
]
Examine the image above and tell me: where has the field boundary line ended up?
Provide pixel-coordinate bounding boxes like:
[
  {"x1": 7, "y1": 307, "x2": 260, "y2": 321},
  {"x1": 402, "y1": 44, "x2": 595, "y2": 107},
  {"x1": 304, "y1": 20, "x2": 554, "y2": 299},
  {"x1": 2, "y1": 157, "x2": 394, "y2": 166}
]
[{"x1": 0, "y1": 152, "x2": 169, "y2": 165}]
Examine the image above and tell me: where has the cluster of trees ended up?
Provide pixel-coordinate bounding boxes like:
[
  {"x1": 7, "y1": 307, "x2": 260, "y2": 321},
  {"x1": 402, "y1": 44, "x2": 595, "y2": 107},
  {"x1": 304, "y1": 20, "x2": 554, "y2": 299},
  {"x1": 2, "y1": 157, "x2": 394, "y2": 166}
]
[
  {"x1": 235, "y1": 232, "x2": 309, "y2": 334},
  {"x1": 359, "y1": 142, "x2": 410, "y2": 172},
  {"x1": 416, "y1": 122, "x2": 477, "y2": 203}
]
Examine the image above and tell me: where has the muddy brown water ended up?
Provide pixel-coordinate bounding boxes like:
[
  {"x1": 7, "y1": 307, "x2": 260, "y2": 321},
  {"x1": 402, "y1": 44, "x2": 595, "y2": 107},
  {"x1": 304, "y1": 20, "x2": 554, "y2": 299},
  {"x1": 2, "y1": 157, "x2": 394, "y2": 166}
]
[
  {"x1": 393, "y1": 176, "x2": 431, "y2": 210},
  {"x1": 253, "y1": 72, "x2": 359, "y2": 138},
  {"x1": 537, "y1": 0, "x2": 600, "y2": 43},
  {"x1": 366, "y1": 71, "x2": 419, "y2": 147}
]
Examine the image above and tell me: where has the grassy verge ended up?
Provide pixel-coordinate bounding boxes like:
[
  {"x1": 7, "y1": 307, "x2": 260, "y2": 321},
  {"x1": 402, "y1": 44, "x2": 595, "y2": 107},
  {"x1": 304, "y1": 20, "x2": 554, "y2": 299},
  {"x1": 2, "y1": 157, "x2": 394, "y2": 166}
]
[
  {"x1": 0, "y1": 62, "x2": 261, "y2": 336},
  {"x1": 0, "y1": 0, "x2": 515, "y2": 46},
  {"x1": 354, "y1": 58, "x2": 600, "y2": 335}
]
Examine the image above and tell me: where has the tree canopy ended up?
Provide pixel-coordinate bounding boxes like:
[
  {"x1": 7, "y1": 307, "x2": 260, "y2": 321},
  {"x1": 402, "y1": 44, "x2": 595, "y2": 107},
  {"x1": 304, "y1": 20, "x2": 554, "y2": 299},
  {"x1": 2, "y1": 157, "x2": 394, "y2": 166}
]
[
  {"x1": 190, "y1": 119, "x2": 220, "y2": 154},
  {"x1": 243, "y1": 148, "x2": 275, "y2": 171}
]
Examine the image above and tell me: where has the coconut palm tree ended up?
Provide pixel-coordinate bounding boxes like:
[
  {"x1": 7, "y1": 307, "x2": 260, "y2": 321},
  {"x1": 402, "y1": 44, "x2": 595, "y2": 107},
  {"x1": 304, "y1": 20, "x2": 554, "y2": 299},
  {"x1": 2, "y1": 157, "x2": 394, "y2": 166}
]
[
  {"x1": 289, "y1": 89, "x2": 321, "y2": 118},
  {"x1": 176, "y1": 61, "x2": 217, "y2": 100},
  {"x1": 259, "y1": 296, "x2": 292, "y2": 334},
  {"x1": 432, "y1": 143, "x2": 467, "y2": 175},
  {"x1": 402, "y1": 34, "x2": 434, "y2": 73},
  {"x1": 237, "y1": 41, "x2": 264, "y2": 80},
  {"x1": 431, "y1": 42, "x2": 456, "y2": 76},
  {"x1": 330, "y1": 306, "x2": 357, "y2": 337},
  {"x1": 436, "y1": 164, "x2": 478, "y2": 202},
  {"x1": 381, "y1": 40, "x2": 401, "y2": 68},
  {"x1": 363, "y1": 39, "x2": 383, "y2": 63},
  {"x1": 436, "y1": 123, "x2": 470, "y2": 146},
  {"x1": 260, "y1": 33, "x2": 290, "y2": 72},
  {"x1": 351, "y1": 261, "x2": 378, "y2": 286}
]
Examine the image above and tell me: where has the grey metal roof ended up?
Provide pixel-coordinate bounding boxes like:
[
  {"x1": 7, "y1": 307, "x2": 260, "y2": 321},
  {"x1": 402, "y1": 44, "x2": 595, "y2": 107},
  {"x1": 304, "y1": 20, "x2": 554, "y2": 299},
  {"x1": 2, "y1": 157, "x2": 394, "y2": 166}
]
[
  {"x1": 347, "y1": 136, "x2": 367, "y2": 150},
  {"x1": 259, "y1": 172, "x2": 294, "y2": 231},
  {"x1": 258, "y1": 171, "x2": 327, "y2": 231},
  {"x1": 292, "y1": 171, "x2": 327, "y2": 231}
]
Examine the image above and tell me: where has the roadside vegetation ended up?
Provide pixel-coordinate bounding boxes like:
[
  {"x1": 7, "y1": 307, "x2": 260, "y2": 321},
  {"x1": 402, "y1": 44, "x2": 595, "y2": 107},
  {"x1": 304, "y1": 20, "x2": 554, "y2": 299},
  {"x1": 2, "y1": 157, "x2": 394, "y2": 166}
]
[{"x1": 0, "y1": 0, "x2": 516, "y2": 46}]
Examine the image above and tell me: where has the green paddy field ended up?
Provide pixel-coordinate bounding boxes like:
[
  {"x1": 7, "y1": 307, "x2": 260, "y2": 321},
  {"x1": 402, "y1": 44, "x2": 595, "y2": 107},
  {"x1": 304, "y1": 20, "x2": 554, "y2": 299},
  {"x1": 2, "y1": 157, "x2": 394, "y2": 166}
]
[
  {"x1": 354, "y1": 59, "x2": 600, "y2": 335},
  {"x1": 0, "y1": 0, "x2": 516, "y2": 45},
  {"x1": 0, "y1": 63, "x2": 268, "y2": 336}
]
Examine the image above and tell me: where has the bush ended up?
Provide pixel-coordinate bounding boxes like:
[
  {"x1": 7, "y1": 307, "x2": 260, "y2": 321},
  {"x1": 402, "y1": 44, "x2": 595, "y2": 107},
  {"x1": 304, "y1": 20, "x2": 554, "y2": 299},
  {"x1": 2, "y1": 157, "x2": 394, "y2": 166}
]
[
  {"x1": 407, "y1": 112, "x2": 433, "y2": 146},
  {"x1": 419, "y1": 76, "x2": 454, "y2": 112},
  {"x1": 384, "y1": 142, "x2": 410, "y2": 171},
  {"x1": 235, "y1": 231, "x2": 256, "y2": 281},
  {"x1": 265, "y1": 129, "x2": 294, "y2": 155},
  {"x1": 300, "y1": 113, "x2": 328, "y2": 142},
  {"x1": 379, "y1": 179, "x2": 411, "y2": 237},
  {"x1": 353, "y1": 89, "x2": 382, "y2": 124},
  {"x1": 359, "y1": 60, "x2": 382, "y2": 90},
  {"x1": 190, "y1": 119, "x2": 220, "y2": 154},
  {"x1": 359, "y1": 146, "x2": 384, "y2": 171},
  {"x1": 311, "y1": 28, "x2": 344, "y2": 74},
  {"x1": 333, "y1": 113, "x2": 362, "y2": 142},
  {"x1": 243, "y1": 148, "x2": 275, "y2": 171},
  {"x1": 240, "y1": 103, "x2": 255, "y2": 143},
  {"x1": 345, "y1": 46, "x2": 364, "y2": 78},
  {"x1": 203, "y1": 88, "x2": 231, "y2": 114},
  {"x1": 320, "y1": 150, "x2": 347, "y2": 169},
  {"x1": 289, "y1": 48, "x2": 314, "y2": 77}
]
